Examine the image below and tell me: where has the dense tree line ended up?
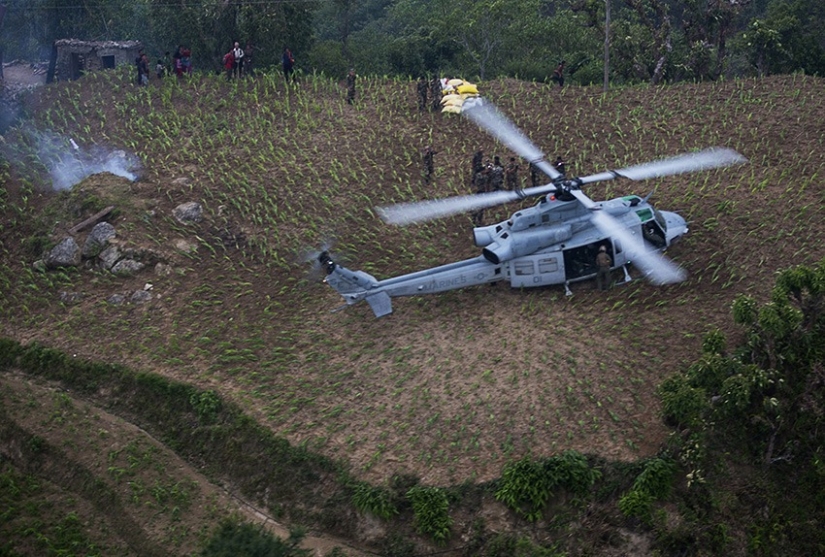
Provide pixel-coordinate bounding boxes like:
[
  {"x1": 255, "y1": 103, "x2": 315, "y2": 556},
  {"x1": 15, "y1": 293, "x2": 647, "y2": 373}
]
[{"x1": 1, "y1": 0, "x2": 823, "y2": 82}]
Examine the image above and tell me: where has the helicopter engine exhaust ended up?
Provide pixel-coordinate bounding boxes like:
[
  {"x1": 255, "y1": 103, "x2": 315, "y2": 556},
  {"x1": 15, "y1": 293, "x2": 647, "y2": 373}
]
[{"x1": 482, "y1": 225, "x2": 572, "y2": 265}]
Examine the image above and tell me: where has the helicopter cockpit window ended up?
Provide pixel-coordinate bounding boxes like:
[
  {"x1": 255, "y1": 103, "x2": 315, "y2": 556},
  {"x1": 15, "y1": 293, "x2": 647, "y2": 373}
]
[
  {"x1": 495, "y1": 225, "x2": 503, "y2": 233},
  {"x1": 501, "y1": 232, "x2": 509, "y2": 239},
  {"x1": 514, "y1": 261, "x2": 535, "y2": 276}
]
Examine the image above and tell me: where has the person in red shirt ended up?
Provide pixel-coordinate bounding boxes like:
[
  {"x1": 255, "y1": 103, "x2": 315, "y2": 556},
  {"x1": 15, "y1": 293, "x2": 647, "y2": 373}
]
[{"x1": 223, "y1": 49, "x2": 235, "y2": 80}]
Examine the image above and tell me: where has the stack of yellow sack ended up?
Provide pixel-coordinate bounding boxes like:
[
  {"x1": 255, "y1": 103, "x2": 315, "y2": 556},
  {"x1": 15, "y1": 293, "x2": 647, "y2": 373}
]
[{"x1": 440, "y1": 78, "x2": 480, "y2": 114}]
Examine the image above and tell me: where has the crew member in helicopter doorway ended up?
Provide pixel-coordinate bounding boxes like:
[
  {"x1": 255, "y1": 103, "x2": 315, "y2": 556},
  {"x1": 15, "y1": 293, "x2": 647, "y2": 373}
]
[{"x1": 596, "y1": 245, "x2": 612, "y2": 292}]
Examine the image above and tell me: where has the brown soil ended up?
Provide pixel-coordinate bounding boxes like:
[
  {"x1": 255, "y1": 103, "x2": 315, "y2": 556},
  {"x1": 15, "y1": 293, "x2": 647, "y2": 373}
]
[{"x1": 1, "y1": 70, "x2": 824, "y2": 552}]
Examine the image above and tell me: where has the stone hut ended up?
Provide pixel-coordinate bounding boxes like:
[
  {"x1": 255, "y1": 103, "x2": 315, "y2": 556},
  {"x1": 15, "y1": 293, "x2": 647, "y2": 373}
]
[{"x1": 48, "y1": 40, "x2": 143, "y2": 83}]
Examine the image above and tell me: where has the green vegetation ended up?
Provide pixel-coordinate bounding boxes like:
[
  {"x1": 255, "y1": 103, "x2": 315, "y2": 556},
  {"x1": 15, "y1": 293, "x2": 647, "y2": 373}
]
[
  {"x1": 0, "y1": 467, "x2": 102, "y2": 557},
  {"x1": 495, "y1": 451, "x2": 600, "y2": 521},
  {"x1": 2, "y1": 0, "x2": 824, "y2": 82},
  {"x1": 351, "y1": 482, "x2": 398, "y2": 520},
  {"x1": 1, "y1": 51, "x2": 825, "y2": 554},
  {"x1": 406, "y1": 486, "x2": 452, "y2": 544},
  {"x1": 200, "y1": 521, "x2": 310, "y2": 557}
]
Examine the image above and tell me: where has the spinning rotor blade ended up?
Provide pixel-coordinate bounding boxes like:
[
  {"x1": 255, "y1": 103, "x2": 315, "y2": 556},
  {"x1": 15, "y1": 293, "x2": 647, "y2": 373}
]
[
  {"x1": 462, "y1": 100, "x2": 561, "y2": 180},
  {"x1": 377, "y1": 187, "x2": 552, "y2": 226},
  {"x1": 579, "y1": 147, "x2": 747, "y2": 185},
  {"x1": 592, "y1": 211, "x2": 686, "y2": 284},
  {"x1": 570, "y1": 189, "x2": 686, "y2": 285}
]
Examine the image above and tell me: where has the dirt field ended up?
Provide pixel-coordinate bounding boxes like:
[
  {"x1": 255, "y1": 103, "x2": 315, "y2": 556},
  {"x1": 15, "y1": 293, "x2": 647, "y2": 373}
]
[{"x1": 2, "y1": 68, "x2": 824, "y2": 493}]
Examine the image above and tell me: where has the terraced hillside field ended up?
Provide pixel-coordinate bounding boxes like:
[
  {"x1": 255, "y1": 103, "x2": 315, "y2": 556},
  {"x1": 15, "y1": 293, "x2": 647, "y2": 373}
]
[{"x1": 1, "y1": 69, "x2": 824, "y2": 490}]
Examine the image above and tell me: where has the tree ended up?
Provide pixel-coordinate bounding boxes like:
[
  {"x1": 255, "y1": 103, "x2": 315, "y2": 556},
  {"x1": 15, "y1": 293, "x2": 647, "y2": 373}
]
[
  {"x1": 737, "y1": 18, "x2": 783, "y2": 76},
  {"x1": 682, "y1": 0, "x2": 751, "y2": 79},
  {"x1": 663, "y1": 259, "x2": 825, "y2": 468}
]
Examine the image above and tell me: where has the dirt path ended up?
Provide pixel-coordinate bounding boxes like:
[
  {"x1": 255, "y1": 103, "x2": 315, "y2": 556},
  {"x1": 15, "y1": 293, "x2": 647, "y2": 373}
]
[{"x1": 0, "y1": 372, "x2": 370, "y2": 557}]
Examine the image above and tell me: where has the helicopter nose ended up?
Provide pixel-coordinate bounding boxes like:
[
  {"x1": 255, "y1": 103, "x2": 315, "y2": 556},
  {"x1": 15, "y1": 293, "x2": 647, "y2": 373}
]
[{"x1": 663, "y1": 211, "x2": 688, "y2": 244}]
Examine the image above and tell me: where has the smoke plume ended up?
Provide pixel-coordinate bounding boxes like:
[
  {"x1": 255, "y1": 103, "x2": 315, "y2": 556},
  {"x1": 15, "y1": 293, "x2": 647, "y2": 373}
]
[
  {"x1": 36, "y1": 131, "x2": 142, "y2": 190},
  {"x1": 2, "y1": 127, "x2": 142, "y2": 190}
]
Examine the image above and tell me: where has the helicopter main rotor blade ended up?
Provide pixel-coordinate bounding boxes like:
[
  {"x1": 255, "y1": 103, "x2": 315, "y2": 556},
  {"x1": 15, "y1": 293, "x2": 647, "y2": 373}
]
[
  {"x1": 569, "y1": 189, "x2": 686, "y2": 285},
  {"x1": 377, "y1": 185, "x2": 556, "y2": 226},
  {"x1": 462, "y1": 100, "x2": 561, "y2": 180},
  {"x1": 579, "y1": 147, "x2": 747, "y2": 185},
  {"x1": 593, "y1": 211, "x2": 686, "y2": 284}
]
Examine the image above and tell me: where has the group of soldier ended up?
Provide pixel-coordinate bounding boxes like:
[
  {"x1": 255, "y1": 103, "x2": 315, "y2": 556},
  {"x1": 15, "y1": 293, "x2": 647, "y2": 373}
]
[{"x1": 416, "y1": 76, "x2": 448, "y2": 112}]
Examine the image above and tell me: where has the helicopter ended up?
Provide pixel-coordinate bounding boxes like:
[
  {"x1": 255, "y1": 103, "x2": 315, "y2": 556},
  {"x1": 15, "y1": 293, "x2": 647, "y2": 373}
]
[{"x1": 317, "y1": 98, "x2": 747, "y2": 318}]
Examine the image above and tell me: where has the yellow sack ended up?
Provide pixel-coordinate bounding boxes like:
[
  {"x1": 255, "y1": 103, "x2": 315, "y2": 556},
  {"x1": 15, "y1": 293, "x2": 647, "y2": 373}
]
[
  {"x1": 440, "y1": 94, "x2": 461, "y2": 105},
  {"x1": 441, "y1": 105, "x2": 462, "y2": 114},
  {"x1": 457, "y1": 84, "x2": 478, "y2": 95},
  {"x1": 447, "y1": 78, "x2": 464, "y2": 87}
]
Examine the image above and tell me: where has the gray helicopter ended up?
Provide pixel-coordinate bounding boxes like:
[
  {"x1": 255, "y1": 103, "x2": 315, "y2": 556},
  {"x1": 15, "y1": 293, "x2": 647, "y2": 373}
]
[{"x1": 318, "y1": 99, "x2": 746, "y2": 317}]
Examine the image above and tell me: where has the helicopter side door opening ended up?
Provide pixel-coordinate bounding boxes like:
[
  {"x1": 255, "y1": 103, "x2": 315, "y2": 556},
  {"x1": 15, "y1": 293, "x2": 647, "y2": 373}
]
[{"x1": 562, "y1": 242, "x2": 613, "y2": 282}]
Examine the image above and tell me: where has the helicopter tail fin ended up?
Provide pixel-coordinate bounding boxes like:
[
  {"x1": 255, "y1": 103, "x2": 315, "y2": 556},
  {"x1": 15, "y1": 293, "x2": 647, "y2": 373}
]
[
  {"x1": 318, "y1": 252, "x2": 393, "y2": 317},
  {"x1": 365, "y1": 291, "x2": 393, "y2": 318}
]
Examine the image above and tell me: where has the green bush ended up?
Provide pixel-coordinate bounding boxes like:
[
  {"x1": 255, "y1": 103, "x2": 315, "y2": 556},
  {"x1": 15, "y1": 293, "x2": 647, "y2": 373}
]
[
  {"x1": 702, "y1": 328, "x2": 727, "y2": 355},
  {"x1": 658, "y1": 375, "x2": 708, "y2": 428},
  {"x1": 406, "y1": 486, "x2": 452, "y2": 544},
  {"x1": 0, "y1": 337, "x2": 22, "y2": 368},
  {"x1": 618, "y1": 488, "x2": 655, "y2": 522},
  {"x1": 351, "y1": 482, "x2": 398, "y2": 520},
  {"x1": 190, "y1": 390, "x2": 222, "y2": 423},
  {"x1": 618, "y1": 458, "x2": 677, "y2": 523},
  {"x1": 545, "y1": 450, "x2": 601, "y2": 496},
  {"x1": 200, "y1": 520, "x2": 310, "y2": 557},
  {"x1": 633, "y1": 458, "x2": 677, "y2": 500},
  {"x1": 495, "y1": 456, "x2": 552, "y2": 522}
]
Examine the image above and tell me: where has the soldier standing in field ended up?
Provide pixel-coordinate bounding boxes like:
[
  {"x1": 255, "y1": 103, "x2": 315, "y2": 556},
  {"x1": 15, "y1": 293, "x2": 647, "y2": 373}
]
[
  {"x1": 595, "y1": 245, "x2": 612, "y2": 292},
  {"x1": 505, "y1": 157, "x2": 519, "y2": 190},
  {"x1": 529, "y1": 161, "x2": 540, "y2": 187},
  {"x1": 472, "y1": 149, "x2": 484, "y2": 175},
  {"x1": 490, "y1": 156, "x2": 504, "y2": 191},
  {"x1": 554, "y1": 155, "x2": 567, "y2": 176},
  {"x1": 417, "y1": 76, "x2": 429, "y2": 111},
  {"x1": 430, "y1": 76, "x2": 442, "y2": 111},
  {"x1": 471, "y1": 163, "x2": 491, "y2": 225},
  {"x1": 346, "y1": 68, "x2": 357, "y2": 104},
  {"x1": 422, "y1": 146, "x2": 437, "y2": 184}
]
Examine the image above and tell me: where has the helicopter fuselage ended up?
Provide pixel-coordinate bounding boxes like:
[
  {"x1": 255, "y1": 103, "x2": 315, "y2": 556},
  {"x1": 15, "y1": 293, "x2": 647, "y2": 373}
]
[{"x1": 320, "y1": 194, "x2": 688, "y2": 317}]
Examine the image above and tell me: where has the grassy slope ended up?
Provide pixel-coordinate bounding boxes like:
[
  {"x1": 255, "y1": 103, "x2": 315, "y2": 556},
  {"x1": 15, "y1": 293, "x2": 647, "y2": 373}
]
[{"x1": 1, "y1": 68, "x2": 824, "y2": 496}]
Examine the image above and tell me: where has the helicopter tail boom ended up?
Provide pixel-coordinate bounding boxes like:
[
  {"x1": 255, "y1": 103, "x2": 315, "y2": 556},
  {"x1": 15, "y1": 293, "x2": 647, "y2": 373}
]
[{"x1": 318, "y1": 251, "x2": 501, "y2": 317}]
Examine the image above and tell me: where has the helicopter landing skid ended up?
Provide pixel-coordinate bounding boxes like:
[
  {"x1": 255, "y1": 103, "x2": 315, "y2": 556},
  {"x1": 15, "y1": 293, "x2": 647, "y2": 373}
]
[
  {"x1": 622, "y1": 264, "x2": 632, "y2": 283},
  {"x1": 564, "y1": 282, "x2": 573, "y2": 296}
]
